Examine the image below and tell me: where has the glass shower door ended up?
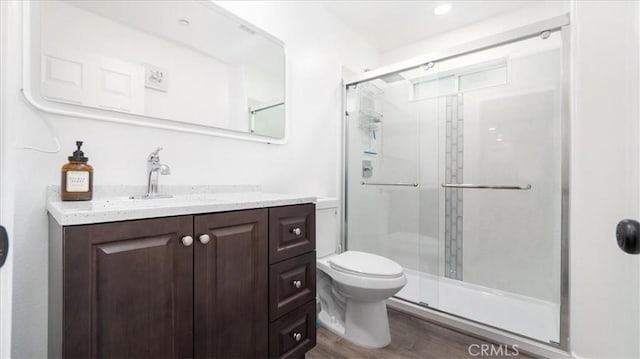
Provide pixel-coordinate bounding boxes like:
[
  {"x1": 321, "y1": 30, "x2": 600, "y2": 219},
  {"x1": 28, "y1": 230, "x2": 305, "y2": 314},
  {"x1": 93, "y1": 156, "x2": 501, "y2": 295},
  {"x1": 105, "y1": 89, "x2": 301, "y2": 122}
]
[
  {"x1": 344, "y1": 29, "x2": 564, "y2": 344},
  {"x1": 345, "y1": 71, "x2": 439, "y2": 308},
  {"x1": 425, "y1": 32, "x2": 563, "y2": 344}
]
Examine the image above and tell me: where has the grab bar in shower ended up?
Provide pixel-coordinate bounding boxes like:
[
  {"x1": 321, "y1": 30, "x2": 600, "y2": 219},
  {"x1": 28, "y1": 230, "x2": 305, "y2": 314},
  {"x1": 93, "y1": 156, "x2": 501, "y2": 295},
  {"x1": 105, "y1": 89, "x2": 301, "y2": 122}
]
[
  {"x1": 362, "y1": 181, "x2": 419, "y2": 187},
  {"x1": 441, "y1": 183, "x2": 532, "y2": 190}
]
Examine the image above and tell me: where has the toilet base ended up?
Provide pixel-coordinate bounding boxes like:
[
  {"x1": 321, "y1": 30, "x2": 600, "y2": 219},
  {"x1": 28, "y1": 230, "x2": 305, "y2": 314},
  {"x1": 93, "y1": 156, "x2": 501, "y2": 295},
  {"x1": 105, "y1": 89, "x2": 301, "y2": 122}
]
[
  {"x1": 318, "y1": 300, "x2": 392, "y2": 349},
  {"x1": 345, "y1": 299, "x2": 391, "y2": 348}
]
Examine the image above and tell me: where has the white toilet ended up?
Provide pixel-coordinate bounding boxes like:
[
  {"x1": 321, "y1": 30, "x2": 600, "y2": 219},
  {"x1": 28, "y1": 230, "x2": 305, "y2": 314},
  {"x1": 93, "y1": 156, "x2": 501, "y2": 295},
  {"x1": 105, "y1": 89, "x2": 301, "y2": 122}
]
[{"x1": 315, "y1": 198, "x2": 407, "y2": 348}]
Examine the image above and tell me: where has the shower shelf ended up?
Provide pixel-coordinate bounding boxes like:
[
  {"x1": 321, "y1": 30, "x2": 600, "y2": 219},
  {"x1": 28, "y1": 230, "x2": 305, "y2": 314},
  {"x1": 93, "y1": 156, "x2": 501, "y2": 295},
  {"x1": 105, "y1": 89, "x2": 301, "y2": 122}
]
[
  {"x1": 359, "y1": 109, "x2": 382, "y2": 130},
  {"x1": 357, "y1": 82, "x2": 383, "y2": 129}
]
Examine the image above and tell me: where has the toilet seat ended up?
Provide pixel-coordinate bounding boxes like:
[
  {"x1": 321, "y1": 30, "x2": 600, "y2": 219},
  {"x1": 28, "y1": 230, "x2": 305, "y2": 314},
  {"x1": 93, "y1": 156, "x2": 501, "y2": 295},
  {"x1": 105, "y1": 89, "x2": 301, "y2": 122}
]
[
  {"x1": 317, "y1": 251, "x2": 406, "y2": 291},
  {"x1": 329, "y1": 251, "x2": 403, "y2": 279}
]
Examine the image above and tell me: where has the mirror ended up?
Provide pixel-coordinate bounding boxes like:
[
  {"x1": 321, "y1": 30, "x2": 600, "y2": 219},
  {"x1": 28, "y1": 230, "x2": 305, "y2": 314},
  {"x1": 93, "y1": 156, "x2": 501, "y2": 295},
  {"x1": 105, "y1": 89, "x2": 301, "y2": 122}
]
[{"x1": 26, "y1": 0, "x2": 286, "y2": 141}]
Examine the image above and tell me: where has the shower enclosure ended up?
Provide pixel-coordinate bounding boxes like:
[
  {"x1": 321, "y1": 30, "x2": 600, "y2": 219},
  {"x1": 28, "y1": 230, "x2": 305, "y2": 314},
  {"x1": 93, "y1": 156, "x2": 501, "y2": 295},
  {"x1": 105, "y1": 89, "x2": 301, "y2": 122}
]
[{"x1": 344, "y1": 18, "x2": 569, "y2": 348}]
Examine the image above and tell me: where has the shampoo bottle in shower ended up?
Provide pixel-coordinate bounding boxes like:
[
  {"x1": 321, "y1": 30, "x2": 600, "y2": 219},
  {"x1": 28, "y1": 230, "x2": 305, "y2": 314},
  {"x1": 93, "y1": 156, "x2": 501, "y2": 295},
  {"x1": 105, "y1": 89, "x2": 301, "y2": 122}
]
[{"x1": 61, "y1": 141, "x2": 93, "y2": 201}]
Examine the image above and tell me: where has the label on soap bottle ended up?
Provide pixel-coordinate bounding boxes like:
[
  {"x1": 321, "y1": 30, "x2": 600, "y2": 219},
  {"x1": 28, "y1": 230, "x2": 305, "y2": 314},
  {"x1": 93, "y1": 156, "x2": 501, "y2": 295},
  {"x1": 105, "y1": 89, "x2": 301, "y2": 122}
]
[{"x1": 66, "y1": 171, "x2": 89, "y2": 192}]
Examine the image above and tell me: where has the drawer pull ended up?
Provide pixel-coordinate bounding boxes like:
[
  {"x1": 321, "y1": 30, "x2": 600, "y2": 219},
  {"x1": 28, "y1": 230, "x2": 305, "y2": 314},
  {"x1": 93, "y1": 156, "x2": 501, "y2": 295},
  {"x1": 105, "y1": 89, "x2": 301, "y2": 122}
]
[
  {"x1": 292, "y1": 332, "x2": 302, "y2": 342},
  {"x1": 181, "y1": 236, "x2": 193, "y2": 247},
  {"x1": 198, "y1": 234, "x2": 211, "y2": 244},
  {"x1": 291, "y1": 227, "x2": 301, "y2": 236},
  {"x1": 292, "y1": 280, "x2": 302, "y2": 288}
]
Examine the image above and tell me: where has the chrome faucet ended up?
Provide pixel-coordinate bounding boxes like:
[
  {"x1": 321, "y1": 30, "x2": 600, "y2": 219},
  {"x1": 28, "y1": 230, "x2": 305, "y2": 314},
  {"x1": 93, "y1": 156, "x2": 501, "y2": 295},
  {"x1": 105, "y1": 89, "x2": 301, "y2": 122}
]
[{"x1": 138, "y1": 147, "x2": 172, "y2": 199}]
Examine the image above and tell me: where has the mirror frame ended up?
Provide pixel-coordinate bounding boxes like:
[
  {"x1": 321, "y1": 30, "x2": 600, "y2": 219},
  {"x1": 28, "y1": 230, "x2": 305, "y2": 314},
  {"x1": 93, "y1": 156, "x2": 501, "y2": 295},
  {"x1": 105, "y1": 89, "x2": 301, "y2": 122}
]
[{"x1": 21, "y1": 1, "x2": 288, "y2": 144}]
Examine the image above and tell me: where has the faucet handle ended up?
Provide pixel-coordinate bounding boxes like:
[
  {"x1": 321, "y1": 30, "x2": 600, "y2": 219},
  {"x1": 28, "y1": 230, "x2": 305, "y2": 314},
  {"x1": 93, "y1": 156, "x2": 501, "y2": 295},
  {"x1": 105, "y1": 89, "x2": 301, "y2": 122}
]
[{"x1": 148, "y1": 147, "x2": 163, "y2": 162}]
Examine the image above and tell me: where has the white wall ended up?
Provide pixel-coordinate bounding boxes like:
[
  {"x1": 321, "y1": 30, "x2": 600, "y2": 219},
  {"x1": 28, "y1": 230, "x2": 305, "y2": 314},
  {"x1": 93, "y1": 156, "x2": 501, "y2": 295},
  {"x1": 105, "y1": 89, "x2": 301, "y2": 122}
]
[
  {"x1": 2, "y1": 0, "x2": 379, "y2": 356},
  {"x1": 380, "y1": 1, "x2": 570, "y2": 66},
  {"x1": 570, "y1": 1, "x2": 640, "y2": 358}
]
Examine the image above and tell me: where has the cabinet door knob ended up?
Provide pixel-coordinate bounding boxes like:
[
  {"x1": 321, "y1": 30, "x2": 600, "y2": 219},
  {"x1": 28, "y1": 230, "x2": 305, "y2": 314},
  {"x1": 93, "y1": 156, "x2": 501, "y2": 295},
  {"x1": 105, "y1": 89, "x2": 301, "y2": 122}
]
[
  {"x1": 181, "y1": 236, "x2": 193, "y2": 246},
  {"x1": 292, "y1": 332, "x2": 302, "y2": 342},
  {"x1": 292, "y1": 280, "x2": 302, "y2": 288},
  {"x1": 199, "y1": 234, "x2": 211, "y2": 244},
  {"x1": 291, "y1": 227, "x2": 301, "y2": 236}
]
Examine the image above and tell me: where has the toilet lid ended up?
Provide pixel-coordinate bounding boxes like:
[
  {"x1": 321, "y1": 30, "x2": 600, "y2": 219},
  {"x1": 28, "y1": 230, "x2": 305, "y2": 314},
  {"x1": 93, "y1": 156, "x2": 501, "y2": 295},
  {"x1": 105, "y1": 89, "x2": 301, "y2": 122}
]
[{"x1": 329, "y1": 251, "x2": 404, "y2": 278}]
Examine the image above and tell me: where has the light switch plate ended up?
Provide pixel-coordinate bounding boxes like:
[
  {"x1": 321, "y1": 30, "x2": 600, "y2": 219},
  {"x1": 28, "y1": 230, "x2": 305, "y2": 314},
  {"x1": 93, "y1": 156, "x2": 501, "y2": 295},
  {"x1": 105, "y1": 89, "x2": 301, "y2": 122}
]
[{"x1": 145, "y1": 64, "x2": 168, "y2": 92}]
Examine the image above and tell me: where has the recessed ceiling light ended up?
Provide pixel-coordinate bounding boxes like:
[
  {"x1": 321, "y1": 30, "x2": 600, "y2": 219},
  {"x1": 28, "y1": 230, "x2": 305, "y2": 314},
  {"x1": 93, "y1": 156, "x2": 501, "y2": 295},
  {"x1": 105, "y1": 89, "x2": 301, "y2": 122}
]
[
  {"x1": 178, "y1": 19, "x2": 190, "y2": 26},
  {"x1": 434, "y1": 3, "x2": 452, "y2": 16}
]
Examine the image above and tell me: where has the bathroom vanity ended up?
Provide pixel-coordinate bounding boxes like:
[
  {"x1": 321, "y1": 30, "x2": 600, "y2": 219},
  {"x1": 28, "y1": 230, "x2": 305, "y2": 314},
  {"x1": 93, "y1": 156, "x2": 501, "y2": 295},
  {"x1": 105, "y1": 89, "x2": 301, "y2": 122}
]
[{"x1": 47, "y1": 187, "x2": 317, "y2": 358}]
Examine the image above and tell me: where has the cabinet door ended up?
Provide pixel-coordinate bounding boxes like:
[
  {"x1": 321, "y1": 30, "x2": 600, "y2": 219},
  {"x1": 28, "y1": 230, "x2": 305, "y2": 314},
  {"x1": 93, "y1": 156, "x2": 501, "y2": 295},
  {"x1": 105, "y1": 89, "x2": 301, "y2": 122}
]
[
  {"x1": 64, "y1": 216, "x2": 194, "y2": 358},
  {"x1": 194, "y1": 209, "x2": 268, "y2": 358}
]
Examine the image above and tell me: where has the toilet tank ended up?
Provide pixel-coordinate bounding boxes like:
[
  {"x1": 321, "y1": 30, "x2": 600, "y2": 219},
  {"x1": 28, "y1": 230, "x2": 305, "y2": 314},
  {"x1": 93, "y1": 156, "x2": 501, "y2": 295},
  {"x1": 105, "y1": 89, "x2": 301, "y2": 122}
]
[{"x1": 315, "y1": 198, "x2": 340, "y2": 258}]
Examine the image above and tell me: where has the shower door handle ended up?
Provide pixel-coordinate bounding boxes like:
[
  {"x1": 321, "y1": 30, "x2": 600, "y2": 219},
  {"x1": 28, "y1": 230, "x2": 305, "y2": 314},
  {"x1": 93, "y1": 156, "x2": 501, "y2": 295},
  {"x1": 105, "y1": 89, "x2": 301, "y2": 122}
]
[
  {"x1": 616, "y1": 219, "x2": 640, "y2": 254},
  {"x1": 362, "y1": 181, "x2": 419, "y2": 187},
  {"x1": 441, "y1": 183, "x2": 532, "y2": 190}
]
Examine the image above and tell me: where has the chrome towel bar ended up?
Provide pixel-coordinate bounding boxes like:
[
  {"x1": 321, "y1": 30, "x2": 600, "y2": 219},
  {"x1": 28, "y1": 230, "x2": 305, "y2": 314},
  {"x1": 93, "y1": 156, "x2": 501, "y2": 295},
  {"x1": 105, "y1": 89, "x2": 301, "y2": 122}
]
[
  {"x1": 441, "y1": 183, "x2": 532, "y2": 190},
  {"x1": 361, "y1": 181, "x2": 419, "y2": 187}
]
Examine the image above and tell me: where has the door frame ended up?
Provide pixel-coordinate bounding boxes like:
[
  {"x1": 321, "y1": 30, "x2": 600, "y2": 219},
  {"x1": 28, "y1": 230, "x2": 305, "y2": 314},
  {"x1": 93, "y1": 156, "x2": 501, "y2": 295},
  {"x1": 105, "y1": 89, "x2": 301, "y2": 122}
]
[{"x1": 0, "y1": 1, "x2": 13, "y2": 357}]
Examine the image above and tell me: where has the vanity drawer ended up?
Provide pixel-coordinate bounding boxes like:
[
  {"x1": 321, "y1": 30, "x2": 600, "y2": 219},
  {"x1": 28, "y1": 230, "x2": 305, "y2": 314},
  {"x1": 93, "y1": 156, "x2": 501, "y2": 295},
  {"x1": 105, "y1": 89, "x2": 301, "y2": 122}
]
[
  {"x1": 269, "y1": 204, "x2": 315, "y2": 263},
  {"x1": 270, "y1": 252, "x2": 316, "y2": 321},
  {"x1": 269, "y1": 301, "x2": 316, "y2": 359}
]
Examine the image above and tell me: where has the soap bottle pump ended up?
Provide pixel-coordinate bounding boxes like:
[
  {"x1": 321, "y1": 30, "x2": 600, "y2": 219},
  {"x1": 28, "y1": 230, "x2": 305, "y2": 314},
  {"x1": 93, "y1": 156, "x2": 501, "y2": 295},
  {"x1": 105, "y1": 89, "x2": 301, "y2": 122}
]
[{"x1": 61, "y1": 141, "x2": 93, "y2": 201}]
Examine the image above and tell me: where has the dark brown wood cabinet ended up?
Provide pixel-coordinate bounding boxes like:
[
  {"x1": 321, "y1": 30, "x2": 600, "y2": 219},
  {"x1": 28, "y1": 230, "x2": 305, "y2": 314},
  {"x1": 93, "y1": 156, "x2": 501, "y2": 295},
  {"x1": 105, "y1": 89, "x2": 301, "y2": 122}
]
[
  {"x1": 48, "y1": 204, "x2": 316, "y2": 359},
  {"x1": 63, "y1": 216, "x2": 194, "y2": 358},
  {"x1": 194, "y1": 209, "x2": 268, "y2": 358}
]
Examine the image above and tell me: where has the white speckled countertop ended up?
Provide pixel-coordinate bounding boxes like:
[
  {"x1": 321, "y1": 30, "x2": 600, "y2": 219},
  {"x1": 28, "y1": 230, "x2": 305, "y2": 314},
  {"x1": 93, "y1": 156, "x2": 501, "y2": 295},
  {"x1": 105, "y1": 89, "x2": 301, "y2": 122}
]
[{"x1": 47, "y1": 185, "x2": 317, "y2": 226}]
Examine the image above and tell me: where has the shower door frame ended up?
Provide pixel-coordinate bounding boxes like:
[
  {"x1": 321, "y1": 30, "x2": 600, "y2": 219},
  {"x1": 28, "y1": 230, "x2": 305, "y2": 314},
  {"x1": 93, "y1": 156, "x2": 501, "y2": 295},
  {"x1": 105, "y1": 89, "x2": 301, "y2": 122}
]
[{"x1": 341, "y1": 14, "x2": 571, "y2": 354}]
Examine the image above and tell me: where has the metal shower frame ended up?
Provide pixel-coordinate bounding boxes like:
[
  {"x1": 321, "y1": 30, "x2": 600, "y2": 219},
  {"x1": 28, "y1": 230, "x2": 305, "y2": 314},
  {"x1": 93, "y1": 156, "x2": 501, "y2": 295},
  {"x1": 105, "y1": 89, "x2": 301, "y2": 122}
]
[{"x1": 340, "y1": 14, "x2": 571, "y2": 355}]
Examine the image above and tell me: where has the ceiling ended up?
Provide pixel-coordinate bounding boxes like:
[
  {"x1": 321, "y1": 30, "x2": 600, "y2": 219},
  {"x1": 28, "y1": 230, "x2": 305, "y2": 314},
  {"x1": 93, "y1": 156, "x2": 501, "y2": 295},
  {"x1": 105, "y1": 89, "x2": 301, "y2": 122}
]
[{"x1": 321, "y1": 1, "x2": 540, "y2": 52}]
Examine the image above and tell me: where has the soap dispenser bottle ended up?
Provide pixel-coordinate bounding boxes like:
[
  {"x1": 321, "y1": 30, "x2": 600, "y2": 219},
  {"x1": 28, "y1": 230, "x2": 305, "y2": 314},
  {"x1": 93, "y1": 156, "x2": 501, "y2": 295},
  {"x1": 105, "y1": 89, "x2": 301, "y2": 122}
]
[{"x1": 61, "y1": 141, "x2": 93, "y2": 201}]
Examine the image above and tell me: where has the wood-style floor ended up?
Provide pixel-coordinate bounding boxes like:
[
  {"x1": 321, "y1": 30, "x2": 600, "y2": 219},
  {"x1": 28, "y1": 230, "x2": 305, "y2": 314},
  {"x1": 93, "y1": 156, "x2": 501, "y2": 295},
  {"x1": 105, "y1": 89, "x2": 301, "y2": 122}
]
[{"x1": 307, "y1": 308, "x2": 535, "y2": 359}]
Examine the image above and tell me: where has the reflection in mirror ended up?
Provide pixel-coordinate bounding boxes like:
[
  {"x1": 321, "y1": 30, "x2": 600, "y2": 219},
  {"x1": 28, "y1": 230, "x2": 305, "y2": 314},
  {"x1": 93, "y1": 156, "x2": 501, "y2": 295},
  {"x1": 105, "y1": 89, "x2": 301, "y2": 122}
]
[
  {"x1": 29, "y1": 0, "x2": 286, "y2": 139},
  {"x1": 250, "y1": 103, "x2": 285, "y2": 138}
]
